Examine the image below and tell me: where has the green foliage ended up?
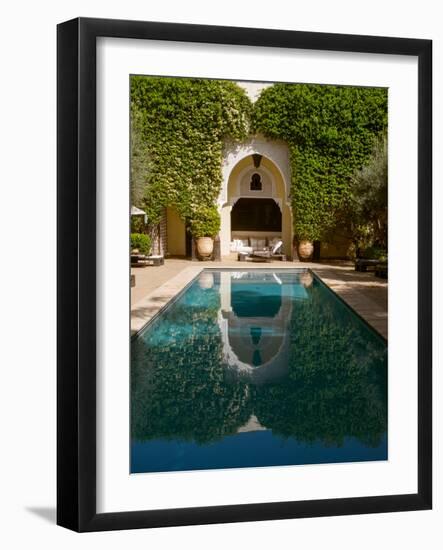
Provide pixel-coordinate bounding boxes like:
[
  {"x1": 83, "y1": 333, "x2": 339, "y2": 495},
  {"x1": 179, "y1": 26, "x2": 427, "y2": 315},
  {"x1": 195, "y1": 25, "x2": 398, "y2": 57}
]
[
  {"x1": 131, "y1": 76, "x2": 252, "y2": 223},
  {"x1": 188, "y1": 204, "x2": 221, "y2": 238},
  {"x1": 130, "y1": 215, "x2": 144, "y2": 233},
  {"x1": 130, "y1": 233, "x2": 152, "y2": 255},
  {"x1": 130, "y1": 108, "x2": 151, "y2": 207},
  {"x1": 253, "y1": 283, "x2": 387, "y2": 446},
  {"x1": 131, "y1": 77, "x2": 387, "y2": 243},
  {"x1": 349, "y1": 136, "x2": 388, "y2": 249},
  {"x1": 131, "y1": 285, "x2": 251, "y2": 444},
  {"x1": 253, "y1": 84, "x2": 388, "y2": 240},
  {"x1": 360, "y1": 246, "x2": 387, "y2": 261}
]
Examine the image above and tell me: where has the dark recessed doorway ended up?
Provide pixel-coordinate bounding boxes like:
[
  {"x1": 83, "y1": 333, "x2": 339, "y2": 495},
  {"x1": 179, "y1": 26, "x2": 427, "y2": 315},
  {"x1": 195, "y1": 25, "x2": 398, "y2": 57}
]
[{"x1": 231, "y1": 198, "x2": 282, "y2": 232}]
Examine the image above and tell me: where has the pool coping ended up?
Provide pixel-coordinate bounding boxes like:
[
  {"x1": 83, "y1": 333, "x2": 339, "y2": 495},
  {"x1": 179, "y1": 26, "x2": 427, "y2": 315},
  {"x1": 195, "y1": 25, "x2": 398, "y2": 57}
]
[{"x1": 131, "y1": 264, "x2": 387, "y2": 341}]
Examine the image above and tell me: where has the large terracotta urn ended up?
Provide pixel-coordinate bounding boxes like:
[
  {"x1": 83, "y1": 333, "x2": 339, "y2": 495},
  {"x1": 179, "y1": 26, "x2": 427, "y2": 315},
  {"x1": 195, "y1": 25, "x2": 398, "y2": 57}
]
[
  {"x1": 298, "y1": 240, "x2": 314, "y2": 261},
  {"x1": 196, "y1": 237, "x2": 214, "y2": 258}
]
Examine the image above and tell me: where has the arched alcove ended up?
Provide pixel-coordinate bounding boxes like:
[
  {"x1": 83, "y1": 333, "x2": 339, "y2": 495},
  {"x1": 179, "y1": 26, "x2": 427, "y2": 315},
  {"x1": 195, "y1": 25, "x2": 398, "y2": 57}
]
[
  {"x1": 219, "y1": 150, "x2": 293, "y2": 258},
  {"x1": 217, "y1": 272, "x2": 295, "y2": 384}
]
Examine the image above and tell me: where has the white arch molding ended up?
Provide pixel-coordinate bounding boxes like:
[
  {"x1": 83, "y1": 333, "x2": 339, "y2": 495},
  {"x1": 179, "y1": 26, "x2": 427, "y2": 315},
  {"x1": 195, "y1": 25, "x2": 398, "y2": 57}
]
[
  {"x1": 228, "y1": 164, "x2": 281, "y2": 212},
  {"x1": 219, "y1": 135, "x2": 292, "y2": 206}
]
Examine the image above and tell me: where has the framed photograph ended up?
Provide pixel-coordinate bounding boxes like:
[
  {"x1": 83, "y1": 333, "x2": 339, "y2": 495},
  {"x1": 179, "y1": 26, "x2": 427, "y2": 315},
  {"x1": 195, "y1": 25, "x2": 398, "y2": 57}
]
[{"x1": 57, "y1": 17, "x2": 432, "y2": 532}]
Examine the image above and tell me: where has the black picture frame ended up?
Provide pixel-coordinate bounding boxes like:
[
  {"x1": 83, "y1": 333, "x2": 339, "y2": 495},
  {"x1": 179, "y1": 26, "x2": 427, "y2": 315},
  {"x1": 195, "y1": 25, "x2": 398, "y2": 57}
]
[{"x1": 57, "y1": 17, "x2": 432, "y2": 532}]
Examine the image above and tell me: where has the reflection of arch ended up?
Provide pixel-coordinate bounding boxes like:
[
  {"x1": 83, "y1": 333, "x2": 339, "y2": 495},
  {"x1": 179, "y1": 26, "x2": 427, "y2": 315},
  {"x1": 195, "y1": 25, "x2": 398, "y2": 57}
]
[
  {"x1": 231, "y1": 279, "x2": 282, "y2": 317},
  {"x1": 219, "y1": 145, "x2": 293, "y2": 258},
  {"x1": 217, "y1": 272, "x2": 302, "y2": 384},
  {"x1": 218, "y1": 308, "x2": 292, "y2": 385},
  {"x1": 220, "y1": 137, "x2": 292, "y2": 206}
]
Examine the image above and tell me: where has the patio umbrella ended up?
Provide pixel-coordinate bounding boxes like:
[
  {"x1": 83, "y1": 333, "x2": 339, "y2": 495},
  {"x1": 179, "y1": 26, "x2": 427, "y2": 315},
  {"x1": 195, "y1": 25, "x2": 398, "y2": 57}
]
[{"x1": 131, "y1": 205, "x2": 147, "y2": 224}]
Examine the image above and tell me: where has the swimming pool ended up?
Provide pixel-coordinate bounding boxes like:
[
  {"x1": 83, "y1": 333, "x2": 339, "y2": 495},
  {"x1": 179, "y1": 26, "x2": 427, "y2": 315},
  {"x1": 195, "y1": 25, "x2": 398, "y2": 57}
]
[{"x1": 131, "y1": 269, "x2": 387, "y2": 474}]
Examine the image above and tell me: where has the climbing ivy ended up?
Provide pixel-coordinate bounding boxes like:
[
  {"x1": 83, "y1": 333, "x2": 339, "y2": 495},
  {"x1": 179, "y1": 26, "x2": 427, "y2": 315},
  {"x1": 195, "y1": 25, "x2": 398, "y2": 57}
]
[
  {"x1": 130, "y1": 108, "x2": 151, "y2": 208},
  {"x1": 131, "y1": 284, "x2": 252, "y2": 444},
  {"x1": 253, "y1": 84, "x2": 388, "y2": 240},
  {"x1": 130, "y1": 76, "x2": 252, "y2": 227},
  {"x1": 131, "y1": 78, "x2": 387, "y2": 243},
  {"x1": 188, "y1": 204, "x2": 221, "y2": 238}
]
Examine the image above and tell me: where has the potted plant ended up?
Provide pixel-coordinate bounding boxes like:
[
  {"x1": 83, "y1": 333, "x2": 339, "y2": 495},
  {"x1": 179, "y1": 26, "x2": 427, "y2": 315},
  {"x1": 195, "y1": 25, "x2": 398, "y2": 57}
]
[
  {"x1": 189, "y1": 205, "x2": 221, "y2": 259},
  {"x1": 295, "y1": 233, "x2": 315, "y2": 261},
  {"x1": 130, "y1": 233, "x2": 152, "y2": 255},
  {"x1": 294, "y1": 223, "x2": 317, "y2": 261}
]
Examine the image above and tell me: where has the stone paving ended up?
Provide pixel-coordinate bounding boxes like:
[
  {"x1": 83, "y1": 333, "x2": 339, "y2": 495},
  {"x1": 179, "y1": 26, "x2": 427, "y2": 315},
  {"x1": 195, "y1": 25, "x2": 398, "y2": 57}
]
[
  {"x1": 310, "y1": 264, "x2": 388, "y2": 339},
  {"x1": 131, "y1": 258, "x2": 388, "y2": 339}
]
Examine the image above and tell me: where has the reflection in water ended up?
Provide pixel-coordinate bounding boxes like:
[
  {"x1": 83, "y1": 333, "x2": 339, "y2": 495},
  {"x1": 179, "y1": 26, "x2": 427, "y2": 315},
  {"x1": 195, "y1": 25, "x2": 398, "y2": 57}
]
[{"x1": 131, "y1": 270, "x2": 387, "y2": 473}]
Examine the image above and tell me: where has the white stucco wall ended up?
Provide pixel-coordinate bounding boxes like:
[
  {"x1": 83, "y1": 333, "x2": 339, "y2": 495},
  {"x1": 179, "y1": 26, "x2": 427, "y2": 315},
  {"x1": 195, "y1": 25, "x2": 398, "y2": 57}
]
[
  {"x1": 238, "y1": 167, "x2": 273, "y2": 197},
  {"x1": 236, "y1": 80, "x2": 273, "y2": 102}
]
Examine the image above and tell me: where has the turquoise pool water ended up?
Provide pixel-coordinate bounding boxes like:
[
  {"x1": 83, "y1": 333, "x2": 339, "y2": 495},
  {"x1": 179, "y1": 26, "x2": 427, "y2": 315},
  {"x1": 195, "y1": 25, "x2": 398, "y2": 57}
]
[{"x1": 131, "y1": 269, "x2": 387, "y2": 473}]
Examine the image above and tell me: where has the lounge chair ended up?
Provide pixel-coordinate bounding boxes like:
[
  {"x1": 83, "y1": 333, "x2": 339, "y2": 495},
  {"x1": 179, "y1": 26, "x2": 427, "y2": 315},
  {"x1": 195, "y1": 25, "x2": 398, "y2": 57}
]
[
  {"x1": 375, "y1": 261, "x2": 388, "y2": 279},
  {"x1": 250, "y1": 240, "x2": 285, "y2": 262},
  {"x1": 355, "y1": 258, "x2": 379, "y2": 272},
  {"x1": 131, "y1": 254, "x2": 164, "y2": 266},
  {"x1": 146, "y1": 255, "x2": 164, "y2": 266}
]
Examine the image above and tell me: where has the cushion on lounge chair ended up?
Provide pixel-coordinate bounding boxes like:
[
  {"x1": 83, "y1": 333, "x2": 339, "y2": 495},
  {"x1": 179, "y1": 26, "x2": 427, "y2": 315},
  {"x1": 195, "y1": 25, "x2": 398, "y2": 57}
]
[
  {"x1": 250, "y1": 237, "x2": 267, "y2": 250},
  {"x1": 230, "y1": 238, "x2": 251, "y2": 252}
]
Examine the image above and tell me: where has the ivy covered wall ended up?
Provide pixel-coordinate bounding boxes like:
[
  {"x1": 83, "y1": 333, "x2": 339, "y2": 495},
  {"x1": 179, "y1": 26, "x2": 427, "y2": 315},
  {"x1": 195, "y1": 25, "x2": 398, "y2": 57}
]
[
  {"x1": 253, "y1": 83, "x2": 388, "y2": 241},
  {"x1": 131, "y1": 76, "x2": 252, "y2": 225},
  {"x1": 131, "y1": 77, "x2": 387, "y2": 246}
]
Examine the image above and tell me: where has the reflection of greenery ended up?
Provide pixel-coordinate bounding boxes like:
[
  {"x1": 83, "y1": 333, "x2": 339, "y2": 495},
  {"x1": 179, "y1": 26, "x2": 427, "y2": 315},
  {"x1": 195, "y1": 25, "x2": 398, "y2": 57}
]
[
  {"x1": 131, "y1": 283, "x2": 252, "y2": 444},
  {"x1": 254, "y1": 282, "x2": 387, "y2": 446},
  {"x1": 132, "y1": 277, "x2": 387, "y2": 449}
]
